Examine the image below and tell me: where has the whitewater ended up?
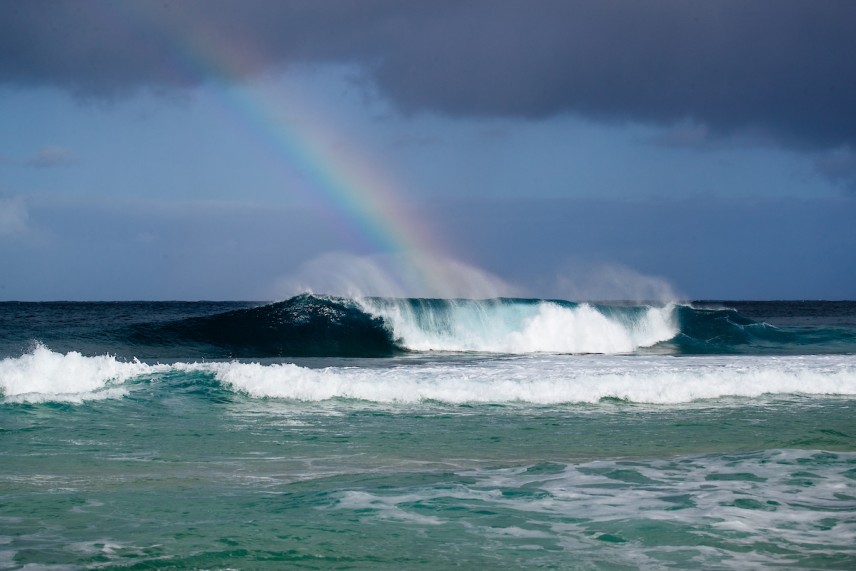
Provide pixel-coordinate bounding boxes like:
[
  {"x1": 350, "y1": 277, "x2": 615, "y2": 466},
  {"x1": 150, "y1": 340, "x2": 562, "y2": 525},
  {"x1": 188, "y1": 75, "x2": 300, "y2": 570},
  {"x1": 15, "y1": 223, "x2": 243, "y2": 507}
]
[
  {"x1": 357, "y1": 297, "x2": 677, "y2": 353},
  {"x1": 3, "y1": 344, "x2": 856, "y2": 405},
  {"x1": 2, "y1": 297, "x2": 855, "y2": 569}
]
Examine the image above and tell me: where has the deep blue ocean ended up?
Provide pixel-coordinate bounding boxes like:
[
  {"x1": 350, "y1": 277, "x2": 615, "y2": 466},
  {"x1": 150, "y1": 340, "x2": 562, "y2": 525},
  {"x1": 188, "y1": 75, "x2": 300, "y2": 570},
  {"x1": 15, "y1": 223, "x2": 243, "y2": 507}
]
[{"x1": 2, "y1": 296, "x2": 856, "y2": 569}]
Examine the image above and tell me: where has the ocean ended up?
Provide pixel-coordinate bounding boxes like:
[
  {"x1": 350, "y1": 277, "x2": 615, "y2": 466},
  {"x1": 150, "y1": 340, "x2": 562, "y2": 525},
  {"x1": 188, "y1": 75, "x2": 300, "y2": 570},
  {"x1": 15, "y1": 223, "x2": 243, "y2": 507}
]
[{"x1": 1, "y1": 296, "x2": 855, "y2": 569}]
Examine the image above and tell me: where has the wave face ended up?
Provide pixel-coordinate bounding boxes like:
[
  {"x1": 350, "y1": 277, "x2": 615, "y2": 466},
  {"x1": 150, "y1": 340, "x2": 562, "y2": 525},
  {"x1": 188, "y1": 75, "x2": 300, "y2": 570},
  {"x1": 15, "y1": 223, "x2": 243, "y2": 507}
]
[
  {"x1": 130, "y1": 295, "x2": 397, "y2": 357},
  {"x1": 124, "y1": 295, "x2": 856, "y2": 358}
]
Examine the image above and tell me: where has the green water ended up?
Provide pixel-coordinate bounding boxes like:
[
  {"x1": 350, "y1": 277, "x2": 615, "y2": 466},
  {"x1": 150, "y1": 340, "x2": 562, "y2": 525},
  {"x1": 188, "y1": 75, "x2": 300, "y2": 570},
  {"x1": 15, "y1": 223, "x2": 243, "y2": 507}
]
[{"x1": 3, "y1": 383, "x2": 855, "y2": 569}]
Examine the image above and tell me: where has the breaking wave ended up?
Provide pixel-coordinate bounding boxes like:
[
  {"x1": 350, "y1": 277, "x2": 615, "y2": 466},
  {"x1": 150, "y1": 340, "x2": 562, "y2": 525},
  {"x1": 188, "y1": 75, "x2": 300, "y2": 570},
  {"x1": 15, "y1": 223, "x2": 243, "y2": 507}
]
[
  {"x1": 126, "y1": 294, "x2": 856, "y2": 358},
  {"x1": 0, "y1": 343, "x2": 164, "y2": 403},
  {"x1": 3, "y1": 345, "x2": 855, "y2": 406},
  {"x1": 129, "y1": 294, "x2": 677, "y2": 357},
  {"x1": 193, "y1": 354, "x2": 856, "y2": 404}
]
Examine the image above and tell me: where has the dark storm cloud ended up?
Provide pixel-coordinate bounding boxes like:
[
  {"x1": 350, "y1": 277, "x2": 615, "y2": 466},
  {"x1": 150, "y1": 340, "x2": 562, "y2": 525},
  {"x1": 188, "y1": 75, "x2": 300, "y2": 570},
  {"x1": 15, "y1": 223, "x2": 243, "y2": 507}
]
[{"x1": 2, "y1": 0, "x2": 855, "y2": 148}]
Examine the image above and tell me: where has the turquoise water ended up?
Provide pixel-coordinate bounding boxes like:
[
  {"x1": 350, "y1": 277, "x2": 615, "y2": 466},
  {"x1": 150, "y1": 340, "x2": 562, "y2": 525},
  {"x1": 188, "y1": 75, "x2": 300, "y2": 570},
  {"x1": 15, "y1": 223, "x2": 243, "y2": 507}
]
[{"x1": 1, "y1": 299, "x2": 856, "y2": 569}]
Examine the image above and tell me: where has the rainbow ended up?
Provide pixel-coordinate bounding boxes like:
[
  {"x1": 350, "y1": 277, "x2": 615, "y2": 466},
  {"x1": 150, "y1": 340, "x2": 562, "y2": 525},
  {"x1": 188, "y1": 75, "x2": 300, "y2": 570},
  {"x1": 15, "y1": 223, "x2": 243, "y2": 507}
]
[
  {"x1": 215, "y1": 81, "x2": 437, "y2": 257},
  {"x1": 211, "y1": 82, "x2": 461, "y2": 297},
  {"x1": 116, "y1": 3, "x2": 457, "y2": 297}
]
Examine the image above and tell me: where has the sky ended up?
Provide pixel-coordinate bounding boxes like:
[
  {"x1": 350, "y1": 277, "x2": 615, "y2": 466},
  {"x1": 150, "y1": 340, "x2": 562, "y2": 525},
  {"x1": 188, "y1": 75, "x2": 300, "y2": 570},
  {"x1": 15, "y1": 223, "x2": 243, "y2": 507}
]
[{"x1": 1, "y1": 0, "x2": 854, "y2": 301}]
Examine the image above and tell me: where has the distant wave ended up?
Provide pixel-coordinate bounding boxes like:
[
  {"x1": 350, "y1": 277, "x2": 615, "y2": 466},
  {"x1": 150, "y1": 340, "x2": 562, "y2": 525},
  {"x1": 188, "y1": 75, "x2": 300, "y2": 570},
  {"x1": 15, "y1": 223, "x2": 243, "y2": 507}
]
[
  {"x1": 127, "y1": 294, "x2": 856, "y2": 358},
  {"x1": 3, "y1": 345, "x2": 856, "y2": 405}
]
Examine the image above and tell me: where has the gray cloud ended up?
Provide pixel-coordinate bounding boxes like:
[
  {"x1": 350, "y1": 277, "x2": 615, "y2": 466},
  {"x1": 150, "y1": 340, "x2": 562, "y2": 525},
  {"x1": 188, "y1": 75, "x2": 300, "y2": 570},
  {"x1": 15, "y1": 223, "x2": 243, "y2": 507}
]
[
  {"x1": 24, "y1": 146, "x2": 77, "y2": 168},
  {"x1": 0, "y1": 195, "x2": 29, "y2": 237},
  {"x1": 815, "y1": 147, "x2": 856, "y2": 192},
  {"x1": 0, "y1": 146, "x2": 77, "y2": 168},
  {"x1": 2, "y1": 1, "x2": 855, "y2": 149},
  {"x1": 651, "y1": 120, "x2": 716, "y2": 151}
]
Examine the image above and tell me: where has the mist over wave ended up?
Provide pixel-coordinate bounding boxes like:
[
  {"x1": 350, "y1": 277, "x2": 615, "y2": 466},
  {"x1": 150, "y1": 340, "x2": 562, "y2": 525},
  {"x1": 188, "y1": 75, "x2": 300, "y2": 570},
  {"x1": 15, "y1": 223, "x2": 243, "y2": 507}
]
[
  {"x1": 552, "y1": 261, "x2": 680, "y2": 303},
  {"x1": 272, "y1": 251, "x2": 519, "y2": 300}
]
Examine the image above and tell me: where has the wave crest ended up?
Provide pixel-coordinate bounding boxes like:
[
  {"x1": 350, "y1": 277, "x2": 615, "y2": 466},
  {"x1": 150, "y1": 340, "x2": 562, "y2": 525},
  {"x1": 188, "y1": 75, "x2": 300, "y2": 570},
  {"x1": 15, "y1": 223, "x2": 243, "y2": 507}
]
[
  {"x1": 0, "y1": 343, "x2": 160, "y2": 403},
  {"x1": 361, "y1": 298, "x2": 677, "y2": 354},
  {"x1": 199, "y1": 355, "x2": 856, "y2": 404},
  {"x1": 4, "y1": 345, "x2": 855, "y2": 406}
]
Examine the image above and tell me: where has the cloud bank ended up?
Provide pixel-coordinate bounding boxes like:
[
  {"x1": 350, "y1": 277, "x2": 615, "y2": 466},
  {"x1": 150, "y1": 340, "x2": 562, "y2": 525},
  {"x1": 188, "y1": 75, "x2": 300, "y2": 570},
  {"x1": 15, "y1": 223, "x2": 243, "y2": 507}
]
[{"x1": 2, "y1": 1, "x2": 855, "y2": 149}]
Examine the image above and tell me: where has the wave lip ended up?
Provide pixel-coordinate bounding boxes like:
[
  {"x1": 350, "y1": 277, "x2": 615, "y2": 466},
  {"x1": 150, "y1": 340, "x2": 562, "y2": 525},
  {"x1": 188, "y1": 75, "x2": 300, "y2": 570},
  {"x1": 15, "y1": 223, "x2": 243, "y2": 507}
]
[{"x1": 0, "y1": 343, "x2": 159, "y2": 403}]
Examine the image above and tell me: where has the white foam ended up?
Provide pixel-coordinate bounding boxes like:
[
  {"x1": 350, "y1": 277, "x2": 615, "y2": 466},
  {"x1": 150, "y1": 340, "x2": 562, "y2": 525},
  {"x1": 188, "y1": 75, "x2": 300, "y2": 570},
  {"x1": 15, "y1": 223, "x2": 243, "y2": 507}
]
[
  {"x1": 200, "y1": 354, "x2": 856, "y2": 404},
  {"x1": 361, "y1": 299, "x2": 678, "y2": 354},
  {"x1": 0, "y1": 344, "x2": 160, "y2": 403},
  {"x1": 6, "y1": 346, "x2": 854, "y2": 406},
  {"x1": 324, "y1": 449, "x2": 856, "y2": 565},
  {"x1": 178, "y1": 361, "x2": 338, "y2": 400},
  {"x1": 335, "y1": 490, "x2": 445, "y2": 525}
]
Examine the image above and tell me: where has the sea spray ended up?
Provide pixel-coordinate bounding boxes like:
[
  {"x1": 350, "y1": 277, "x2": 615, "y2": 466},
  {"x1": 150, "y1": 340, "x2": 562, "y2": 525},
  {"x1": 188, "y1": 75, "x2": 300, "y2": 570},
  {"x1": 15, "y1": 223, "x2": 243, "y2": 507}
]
[{"x1": 274, "y1": 251, "x2": 518, "y2": 300}]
